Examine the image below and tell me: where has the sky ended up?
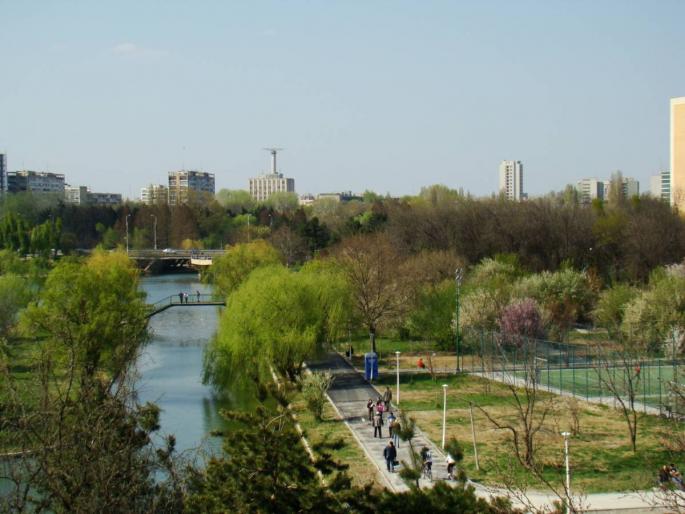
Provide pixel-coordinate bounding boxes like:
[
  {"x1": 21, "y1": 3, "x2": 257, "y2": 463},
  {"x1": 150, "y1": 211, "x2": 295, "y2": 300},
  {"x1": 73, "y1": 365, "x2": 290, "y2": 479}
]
[{"x1": 1, "y1": 1, "x2": 684, "y2": 199}]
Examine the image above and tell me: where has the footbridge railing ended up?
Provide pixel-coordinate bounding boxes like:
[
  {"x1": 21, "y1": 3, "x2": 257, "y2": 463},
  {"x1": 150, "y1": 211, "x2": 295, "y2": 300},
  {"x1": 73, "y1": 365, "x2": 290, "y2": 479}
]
[{"x1": 146, "y1": 294, "x2": 226, "y2": 318}]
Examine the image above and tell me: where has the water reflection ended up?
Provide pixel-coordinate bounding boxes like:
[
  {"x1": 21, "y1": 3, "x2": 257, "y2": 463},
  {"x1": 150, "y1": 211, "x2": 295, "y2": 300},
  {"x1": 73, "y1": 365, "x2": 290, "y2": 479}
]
[{"x1": 138, "y1": 273, "x2": 254, "y2": 459}]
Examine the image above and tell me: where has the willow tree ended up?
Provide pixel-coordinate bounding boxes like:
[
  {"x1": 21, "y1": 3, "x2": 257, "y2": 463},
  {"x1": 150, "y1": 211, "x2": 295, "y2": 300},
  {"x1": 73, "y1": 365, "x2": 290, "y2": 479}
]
[
  {"x1": 205, "y1": 240, "x2": 282, "y2": 297},
  {"x1": 204, "y1": 262, "x2": 349, "y2": 389}
]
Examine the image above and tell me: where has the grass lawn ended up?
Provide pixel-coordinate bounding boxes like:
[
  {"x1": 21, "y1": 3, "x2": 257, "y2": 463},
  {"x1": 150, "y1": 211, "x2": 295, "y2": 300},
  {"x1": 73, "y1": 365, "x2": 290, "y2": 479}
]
[
  {"x1": 289, "y1": 389, "x2": 383, "y2": 489},
  {"x1": 372, "y1": 372, "x2": 681, "y2": 493},
  {"x1": 1, "y1": 339, "x2": 47, "y2": 451},
  {"x1": 0, "y1": 339, "x2": 49, "y2": 408}
]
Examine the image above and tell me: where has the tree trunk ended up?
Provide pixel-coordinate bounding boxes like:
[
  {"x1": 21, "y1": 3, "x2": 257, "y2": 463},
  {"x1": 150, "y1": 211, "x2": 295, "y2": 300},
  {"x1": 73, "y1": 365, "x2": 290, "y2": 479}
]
[{"x1": 369, "y1": 326, "x2": 377, "y2": 354}]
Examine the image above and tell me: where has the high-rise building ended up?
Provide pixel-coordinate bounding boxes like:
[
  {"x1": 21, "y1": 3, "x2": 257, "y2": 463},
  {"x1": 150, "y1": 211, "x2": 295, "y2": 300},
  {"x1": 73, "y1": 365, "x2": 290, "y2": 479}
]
[
  {"x1": 65, "y1": 185, "x2": 122, "y2": 206},
  {"x1": 88, "y1": 192, "x2": 122, "y2": 206},
  {"x1": 498, "y1": 160, "x2": 523, "y2": 201},
  {"x1": 650, "y1": 171, "x2": 671, "y2": 203},
  {"x1": 249, "y1": 149, "x2": 295, "y2": 202},
  {"x1": 604, "y1": 175, "x2": 639, "y2": 200},
  {"x1": 65, "y1": 185, "x2": 89, "y2": 205},
  {"x1": 576, "y1": 178, "x2": 605, "y2": 204},
  {"x1": 140, "y1": 184, "x2": 169, "y2": 205},
  {"x1": 671, "y1": 97, "x2": 685, "y2": 209},
  {"x1": 0, "y1": 154, "x2": 6, "y2": 193},
  {"x1": 7, "y1": 170, "x2": 65, "y2": 194},
  {"x1": 167, "y1": 171, "x2": 215, "y2": 205}
]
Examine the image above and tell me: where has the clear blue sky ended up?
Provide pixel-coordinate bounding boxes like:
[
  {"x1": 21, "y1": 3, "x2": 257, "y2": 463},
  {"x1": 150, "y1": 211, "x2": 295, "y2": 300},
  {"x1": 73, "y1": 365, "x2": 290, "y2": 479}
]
[{"x1": 1, "y1": 1, "x2": 683, "y2": 199}]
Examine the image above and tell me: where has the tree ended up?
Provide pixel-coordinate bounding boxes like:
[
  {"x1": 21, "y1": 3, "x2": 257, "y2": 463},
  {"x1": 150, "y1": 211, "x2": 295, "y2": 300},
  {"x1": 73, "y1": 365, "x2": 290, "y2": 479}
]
[
  {"x1": 215, "y1": 188, "x2": 255, "y2": 213},
  {"x1": 205, "y1": 264, "x2": 348, "y2": 388},
  {"x1": 513, "y1": 268, "x2": 595, "y2": 341},
  {"x1": 205, "y1": 240, "x2": 282, "y2": 297},
  {"x1": 0, "y1": 274, "x2": 32, "y2": 342},
  {"x1": 186, "y1": 387, "x2": 372, "y2": 514},
  {"x1": 497, "y1": 298, "x2": 544, "y2": 346},
  {"x1": 417, "y1": 184, "x2": 464, "y2": 207},
  {"x1": 592, "y1": 284, "x2": 638, "y2": 340},
  {"x1": 475, "y1": 342, "x2": 555, "y2": 470},
  {"x1": 335, "y1": 233, "x2": 409, "y2": 354},
  {"x1": 264, "y1": 192, "x2": 299, "y2": 213},
  {"x1": 405, "y1": 279, "x2": 456, "y2": 349},
  {"x1": 270, "y1": 225, "x2": 309, "y2": 267},
  {"x1": 1, "y1": 251, "x2": 183, "y2": 513},
  {"x1": 21, "y1": 250, "x2": 149, "y2": 382},
  {"x1": 375, "y1": 481, "x2": 518, "y2": 514},
  {"x1": 621, "y1": 270, "x2": 685, "y2": 355}
]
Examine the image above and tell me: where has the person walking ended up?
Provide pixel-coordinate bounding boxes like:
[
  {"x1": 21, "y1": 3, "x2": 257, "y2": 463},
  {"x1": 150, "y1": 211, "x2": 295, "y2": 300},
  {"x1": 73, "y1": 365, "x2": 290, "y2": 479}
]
[
  {"x1": 367, "y1": 399, "x2": 374, "y2": 423},
  {"x1": 387, "y1": 411, "x2": 396, "y2": 439},
  {"x1": 391, "y1": 417, "x2": 400, "y2": 447},
  {"x1": 446, "y1": 453, "x2": 456, "y2": 480},
  {"x1": 383, "y1": 387, "x2": 392, "y2": 408},
  {"x1": 178, "y1": 291, "x2": 183, "y2": 304},
  {"x1": 373, "y1": 411, "x2": 383, "y2": 438},
  {"x1": 383, "y1": 440, "x2": 397, "y2": 472},
  {"x1": 196, "y1": 290, "x2": 201, "y2": 303}
]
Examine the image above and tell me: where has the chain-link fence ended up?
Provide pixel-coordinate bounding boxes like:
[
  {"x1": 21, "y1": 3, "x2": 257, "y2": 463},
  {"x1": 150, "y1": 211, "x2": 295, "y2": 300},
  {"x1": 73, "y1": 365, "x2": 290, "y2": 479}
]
[{"x1": 460, "y1": 329, "x2": 685, "y2": 417}]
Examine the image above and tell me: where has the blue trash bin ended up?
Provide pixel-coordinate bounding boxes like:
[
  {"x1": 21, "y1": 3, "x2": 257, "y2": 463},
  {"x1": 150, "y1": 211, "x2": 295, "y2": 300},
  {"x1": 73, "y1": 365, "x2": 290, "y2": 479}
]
[{"x1": 364, "y1": 352, "x2": 378, "y2": 381}]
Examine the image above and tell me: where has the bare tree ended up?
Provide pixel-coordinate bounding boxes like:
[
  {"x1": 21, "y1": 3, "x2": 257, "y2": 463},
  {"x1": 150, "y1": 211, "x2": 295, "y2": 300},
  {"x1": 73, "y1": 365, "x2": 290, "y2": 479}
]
[
  {"x1": 594, "y1": 341, "x2": 642, "y2": 452},
  {"x1": 475, "y1": 339, "x2": 586, "y2": 512},
  {"x1": 335, "y1": 233, "x2": 409, "y2": 354}
]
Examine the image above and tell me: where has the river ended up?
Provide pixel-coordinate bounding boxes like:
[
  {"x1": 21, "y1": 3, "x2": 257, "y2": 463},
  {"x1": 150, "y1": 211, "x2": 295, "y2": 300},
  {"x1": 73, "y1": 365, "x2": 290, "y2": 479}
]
[{"x1": 137, "y1": 273, "x2": 253, "y2": 458}]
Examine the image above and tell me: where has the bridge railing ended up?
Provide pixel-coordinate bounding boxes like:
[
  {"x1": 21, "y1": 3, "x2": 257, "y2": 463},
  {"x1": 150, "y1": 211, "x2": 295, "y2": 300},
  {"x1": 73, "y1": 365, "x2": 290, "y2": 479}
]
[
  {"x1": 148, "y1": 293, "x2": 220, "y2": 310},
  {"x1": 129, "y1": 249, "x2": 226, "y2": 259}
]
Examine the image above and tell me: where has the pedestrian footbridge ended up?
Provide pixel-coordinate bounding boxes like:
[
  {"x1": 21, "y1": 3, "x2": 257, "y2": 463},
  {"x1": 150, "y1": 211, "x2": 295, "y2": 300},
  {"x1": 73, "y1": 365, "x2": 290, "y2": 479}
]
[{"x1": 146, "y1": 294, "x2": 226, "y2": 318}]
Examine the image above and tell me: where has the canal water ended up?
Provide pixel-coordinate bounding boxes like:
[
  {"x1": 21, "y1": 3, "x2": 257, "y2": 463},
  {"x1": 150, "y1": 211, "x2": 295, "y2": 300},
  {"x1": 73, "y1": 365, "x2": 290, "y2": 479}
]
[
  {"x1": 137, "y1": 273, "x2": 250, "y2": 458},
  {"x1": 1, "y1": 273, "x2": 237, "y2": 500}
]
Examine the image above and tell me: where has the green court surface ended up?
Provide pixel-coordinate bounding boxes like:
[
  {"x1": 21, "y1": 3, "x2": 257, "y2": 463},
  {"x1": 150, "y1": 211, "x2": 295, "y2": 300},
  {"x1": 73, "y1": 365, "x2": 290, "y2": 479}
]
[{"x1": 513, "y1": 362, "x2": 685, "y2": 409}]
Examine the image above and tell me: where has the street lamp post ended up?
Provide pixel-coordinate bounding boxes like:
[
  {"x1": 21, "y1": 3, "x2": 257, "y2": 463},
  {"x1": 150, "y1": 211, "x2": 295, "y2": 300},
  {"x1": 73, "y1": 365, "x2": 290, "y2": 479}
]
[
  {"x1": 125, "y1": 213, "x2": 131, "y2": 255},
  {"x1": 455, "y1": 268, "x2": 463, "y2": 372},
  {"x1": 441, "y1": 384, "x2": 448, "y2": 448},
  {"x1": 561, "y1": 431, "x2": 571, "y2": 502},
  {"x1": 150, "y1": 214, "x2": 157, "y2": 250},
  {"x1": 395, "y1": 351, "x2": 401, "y2": 406}
]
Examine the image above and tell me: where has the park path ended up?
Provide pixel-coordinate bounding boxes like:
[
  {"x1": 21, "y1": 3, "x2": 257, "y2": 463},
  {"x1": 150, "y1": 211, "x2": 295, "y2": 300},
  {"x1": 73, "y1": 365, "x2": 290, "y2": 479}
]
[
  {"x1": 308, "y1": 352, "x2": 666, "y2": 513},
  {"x1": 307, "y1": 352, "x2": 450, "y2": 493}
]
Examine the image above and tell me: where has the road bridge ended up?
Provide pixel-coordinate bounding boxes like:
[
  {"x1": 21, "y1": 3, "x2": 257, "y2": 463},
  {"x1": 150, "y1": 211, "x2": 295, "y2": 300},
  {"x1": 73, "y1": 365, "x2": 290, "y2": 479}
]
[{"x1": 128, "y1": 249, "x2": 225, "y2": 273}]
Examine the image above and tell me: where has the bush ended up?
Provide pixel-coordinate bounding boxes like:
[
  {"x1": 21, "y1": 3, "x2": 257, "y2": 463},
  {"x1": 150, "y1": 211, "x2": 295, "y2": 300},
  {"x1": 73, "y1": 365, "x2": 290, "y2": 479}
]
[{"x1": 299, "y1": 371, "x2": 334, "y2": 421}]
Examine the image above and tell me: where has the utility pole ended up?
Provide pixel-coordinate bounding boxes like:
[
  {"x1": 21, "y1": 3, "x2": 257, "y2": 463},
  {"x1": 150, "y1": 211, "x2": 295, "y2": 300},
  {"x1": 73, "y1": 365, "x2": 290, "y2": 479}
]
[
  {"x1": 125, "y1": 213, "x2": 131, "y2": 255},
  {"x1": 150, "y1": 214, "x2": 157, "y2": 250},
  {"x1": 455, "y1": 268, "x2": 463, "y2": 372}
]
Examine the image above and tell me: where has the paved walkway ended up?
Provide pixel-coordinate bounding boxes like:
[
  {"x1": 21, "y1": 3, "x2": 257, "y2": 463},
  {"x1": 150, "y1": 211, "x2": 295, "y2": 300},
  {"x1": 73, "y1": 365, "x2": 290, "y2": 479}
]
[
  {"x1": 308, "y1": 352, "x2": 667, "y2": 513},
  {"x1": 307, "y1": 352, "x2": 449, "y2": 493}
]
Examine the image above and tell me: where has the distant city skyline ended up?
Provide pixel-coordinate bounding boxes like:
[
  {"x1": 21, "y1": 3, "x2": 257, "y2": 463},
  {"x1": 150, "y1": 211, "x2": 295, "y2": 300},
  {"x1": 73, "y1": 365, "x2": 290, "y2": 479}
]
[{"x1": 1, "y1": 1, "x2": 684, "y2": 198}]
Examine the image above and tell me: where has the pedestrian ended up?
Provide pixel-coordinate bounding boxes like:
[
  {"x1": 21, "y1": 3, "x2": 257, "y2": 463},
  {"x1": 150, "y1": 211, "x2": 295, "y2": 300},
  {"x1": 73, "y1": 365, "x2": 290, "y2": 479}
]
[
  {"x1": 421, "y1": 446, "x2": 432, "y2": 477},
  {"x1": 178, "y1": 291, "x2": 183, "y2": 304},
  {"x1": 183, "y1": 292, "x2": 189, "y2": 304},
  {"x1": 446, "y1": 453, "x2": 456, "y2": 480},
  {"x1": 367, "y1": 399, "x2": 374, "y2": 422},
  {"x1": 417, "y1": 357, "x2": 425, "y2": 369},
  {"x1": 373, "y1": 411, "x2": 383, "y2": 438},
  {"x1": 376, "y1": 399, "x2": 385, "y2": 418},
  {"x1": 383, "y1": 387, "x2": 392, "y2": 408},
  {"x1": 392, "y1": 418, "x2": 401, "y2": 447},
  {"x1": 387, "y1": 411, "x2": 396, "y2": 438},
  {"x1": 383, "y1": 440, "x2": 397, "y2": 472},
  {"x1": 196, "y1": 290, "x2": 201, "y2": 303}
]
